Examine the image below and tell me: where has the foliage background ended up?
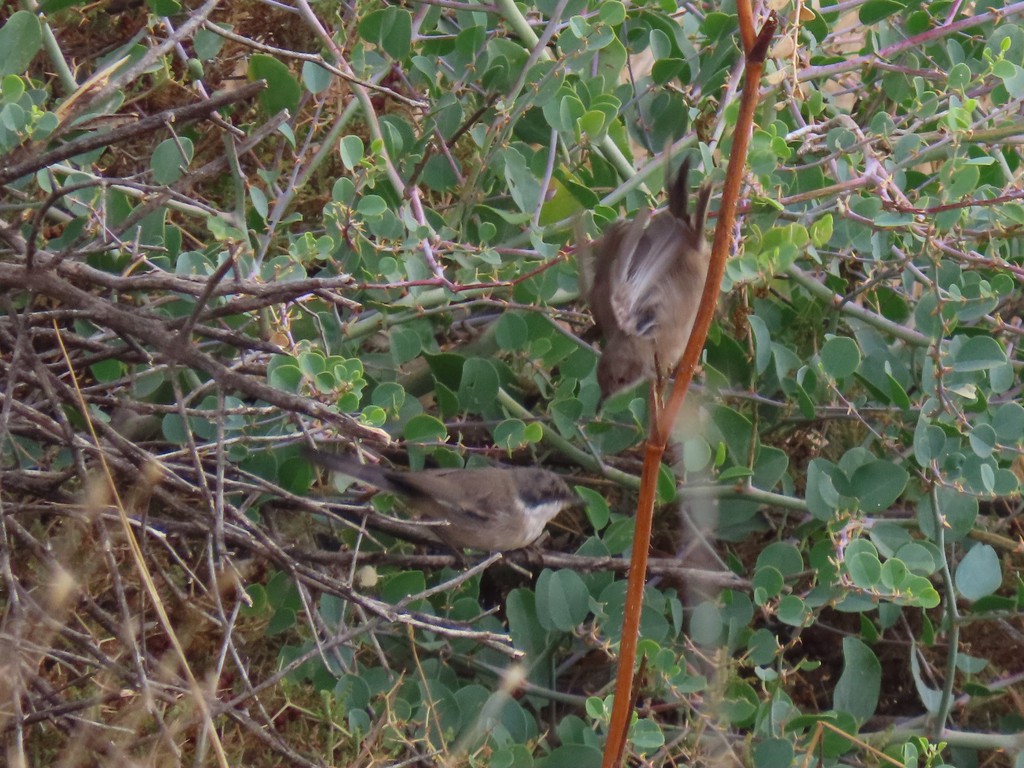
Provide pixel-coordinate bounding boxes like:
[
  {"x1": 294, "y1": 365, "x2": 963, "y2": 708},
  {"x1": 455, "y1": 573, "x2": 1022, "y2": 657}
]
[{"x1": 1, "y1": 0, "x2": 1024, "y2": 766}]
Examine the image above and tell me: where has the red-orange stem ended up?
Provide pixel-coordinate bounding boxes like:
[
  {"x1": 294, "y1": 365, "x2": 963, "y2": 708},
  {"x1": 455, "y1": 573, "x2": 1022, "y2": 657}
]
[{"x1": 600, "y1": 9, "x2": 777, "y2": 767}]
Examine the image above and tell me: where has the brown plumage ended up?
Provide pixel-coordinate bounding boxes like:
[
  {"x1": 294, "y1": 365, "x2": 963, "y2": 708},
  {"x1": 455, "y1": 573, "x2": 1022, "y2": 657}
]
[
  {"x1": 584, "y1": 157, "x2": 712, "y2": 398},
  {"x1": 305, "y1": 449, "x2": 577, "y2": 551}
]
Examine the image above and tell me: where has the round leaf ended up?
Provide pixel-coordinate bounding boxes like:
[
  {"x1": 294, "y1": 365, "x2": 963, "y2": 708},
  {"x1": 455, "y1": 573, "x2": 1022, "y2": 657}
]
[
  {"x1": 535, "y1": 569, "x2": 590, "y2": 632},
  {"x1": 952, "y1": 336, "x2": 1007, "y2": 372},
  {"x1": 820, "y1": 336, "x2": 861, "y2": 378},
  {"x1": 955, "y1": 544, "x2": 1002, "y2": 601},
  {"x1": 151, "y1": 137, "x2": 194, "y2": 185},
  {"x1": 248, "y1": 54, "x2": 301, "y2": 115},
  {"x1": 850, "y1": 460, "x2": 909, "y2": 513},
  {"x1": 339, "y1": 135, "x2": 364, "y2": 170}
]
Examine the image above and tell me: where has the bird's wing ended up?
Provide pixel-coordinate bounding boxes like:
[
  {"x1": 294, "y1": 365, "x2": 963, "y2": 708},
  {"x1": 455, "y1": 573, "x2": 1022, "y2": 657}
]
[
  {"x1": 610, "y1": 207, "x2": 653, "y2": 290},
  {"x1": 396, "y1": 469, "x2": 510, "y2": 523},
  {"x1": 610, "y1": 214, "x2": 686, "y2": 338},
  {"x1": 588, "y1": 219, "x2": 628, "y2": 333}
]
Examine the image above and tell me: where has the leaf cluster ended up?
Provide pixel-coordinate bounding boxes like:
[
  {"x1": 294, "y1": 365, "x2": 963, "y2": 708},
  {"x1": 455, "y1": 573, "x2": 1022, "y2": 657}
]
[{"x1": 2, "y1": 2, "x2": 1024, "y2": 767}]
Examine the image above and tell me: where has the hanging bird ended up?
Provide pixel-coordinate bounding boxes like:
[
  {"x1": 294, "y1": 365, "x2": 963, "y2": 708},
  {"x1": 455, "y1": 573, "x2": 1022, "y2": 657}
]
[{"x1": 584, "y1": 157, "x2": 712, "y2": 398}]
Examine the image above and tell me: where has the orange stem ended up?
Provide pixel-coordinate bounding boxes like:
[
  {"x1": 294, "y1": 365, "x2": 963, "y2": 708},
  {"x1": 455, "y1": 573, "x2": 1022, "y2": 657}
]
[
  {"x1": 600, "y1": 9, "x2": 777, "y2": 767},
  {"x1": 662, "y1": 13, "x2": 778, "y2": 434}
]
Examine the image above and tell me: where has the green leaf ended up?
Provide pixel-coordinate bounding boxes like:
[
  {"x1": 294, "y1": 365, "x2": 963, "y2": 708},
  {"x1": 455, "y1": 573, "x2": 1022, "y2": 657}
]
[
  {"x1": 302, "y1": 60, "x2": 332, "y2": 93},
  {"x1": 756, "y1": 542, "x2": 803, "y2": 577},
  {"x1": 248, "y1": 54, "x2": 301, "y2": 115},
  {"x1": 690, "y1": 601, "x2": 723, "y2": 647},
  {"x1": 194, "y1": 25, "x2": 226, "y2": 60},
  {"x1": 806, "y1": 458, "x2": 842, "y2": 520},
  {"x1": 752, "y1": 566, "x2": 784, "y2": 605},
  {"x1": 895, "y1": 543, "x2": 936, "y2": 576},
  {"x1": 601, "y1": 517, "x2": 635, "y2": 556},
  {"x1": 599, "y1": 1, "x2": 625, "y2": 23},
  {"x1": 382, "y1": 570, "x2": 426, "y2": 603},
  {"x1": 422, "y1": 154, "x2": 459, "y2": 192},
  {"x1": 879, "y1": 558, "x2": 907, "y2": 590},
  {"x1": 339, "y1": 135, "x2": 364, "y2": 170},
  {"x1": 249, "y1": 185, "x2": 268, "y2": 219},
  {"x1": 0, "y1": 12, "x2": 42, "y2": 76},
  {"x1": 776, "y1": 595, "x2": 808, "y2": 626},
  {"x1": 493, "y1": 418, "x2": 527, "y2": 451},
  {"x1": 968, "y1": 423, "x2": 996, "y2": 458},
  {"x1": 710, "y1": 405, "x2": 754, "y2": 467},
  {"x1": 268, "y1": 360, "x2": 302, "y2": 392},
  {"x1": 910, "y1": 641, "x2": 943, "y2": 713},
  {"x1": 503, "y1": 146, "x2": 541, "y2": 214},
  {"x1": 952, "y1": 336, "x2": 1007, "y2": 372},
  {"x1": 747, "y1": 628, "x2": 779, "y2": 666},
  {"x1": 748, "y1": 315, "x2": 772, "y2": 375},
  {"x1": 403, "y1": 414, "x2": 447, "y2": 443},
  {"x1": 820, "y1": 336, "x2": 861, "y2": 378},
  {"x1": 359, "y1": 7, "x2": 413, "y2": 59},
  {"x1": 150, "y1": 137, "x2": 194, "y2": 185},
  {"x1": 833, "y1": 637, "x2": 881, "y2": 723},
  {"x1": 849, "y1": 460, "x2": 908, "y2": 513},
  {"x1": 955, "y1": 544, "x2": 1002, "y2": 601},
  {"x1": 810, "y1": 214, "x2": 833, "y2": 246},
  {"x1": 506, "y1": 588, "x2": 548, "y2": 660},
  {"x1": 577, "y1": 109, "x2": 605, "y2": 138},
  {"x1": 917, "y1": 487, "x2": 978, "y2": 543},
  {"x1": 629, "y1": 718, "x2": 664, "y2": 751},
  {"x1": 721, "y1": 681, "x2": 758, "y2": 726},
  {"x1": 90, "y1": 359, "x2": 123, "y2": 383},
  {"x1": 754, "y1": 738, "x2": 795, "y2": 768},
  {"x1": 357, "y1": 195, "x2": 387, "y2": 217},
  {"x1": 847, "y1": 549, "x2": 882, "y2": 590},
  {"x1": 535, "y1": 745, "x2": 602, "y2": 768},
  {"x1": 266, "y1": 607, "x2": 295, "y2": 635},
  {"x1": 2, "y1": 74, "x2": 25, "y2": 103},
  {"x1": 535, "y1": 569, "x2": 590, "y2": 632},
  {"x1": 575, "y1": 486, "x2": 609, "y2": 531},
  {"x1": 993, "y1": 401, "x2": 1024, "y2": 442},
  {"x1": 279, "y1": 455, "x2": 313, "y2": 493},
  {"x1": 161, "y1": 413, "x2": 187, "y2": 444},
  {"x1": 913, "y1": 413, "x2": 946, "y2": 466},
  {"x1": 495, "y1": 312, "x2": 529, "y2": 351},
  {"x1": 390, "y1": 326, "x2": 422, "y2": 365},
  {"x1": 752, "y1": 446, "x2": 788, "y2": 490},
  {"x1": 859, "y1": 2, "x2": 904, "y2": 28},
  {"x1": 651, "y1": 57, "x2": 686, "y2": 85},
  {"x1": 457, "y1": 358, "x2": 500, "y2": 413},
  {"x1": 146, "y1": 0, "x2": 180, "y2": 13},
  {"x1": 995, "y1": 61, "x2": 1024, "y2": 98}
]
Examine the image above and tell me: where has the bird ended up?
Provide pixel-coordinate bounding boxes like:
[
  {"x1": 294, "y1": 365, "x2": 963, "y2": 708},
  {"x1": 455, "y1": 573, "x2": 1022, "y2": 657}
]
[
  {"x1": 583, "y1": 157, "x2": 712, "y2": 399},
  {"x1": 304, "y1": 449, "x2": 577, "y2": 552}
]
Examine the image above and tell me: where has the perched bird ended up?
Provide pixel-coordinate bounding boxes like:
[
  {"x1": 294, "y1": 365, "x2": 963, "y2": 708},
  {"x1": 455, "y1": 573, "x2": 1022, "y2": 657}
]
[
  {"x1": 304, "y1": 449, "x2": 577, "y2": 552},
  {"x1": 584, "y1": 157, "x2": 712, "y2": 398}
]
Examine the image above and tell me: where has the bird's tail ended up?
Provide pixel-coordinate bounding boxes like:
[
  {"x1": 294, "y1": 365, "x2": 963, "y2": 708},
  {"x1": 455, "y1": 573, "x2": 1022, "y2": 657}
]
[
  {"x1": 303, "y1": 448, "x2": 400, "y2": 493},
  {"x1": 667, "y1": 154, "x2": 712, "y2": 237}
]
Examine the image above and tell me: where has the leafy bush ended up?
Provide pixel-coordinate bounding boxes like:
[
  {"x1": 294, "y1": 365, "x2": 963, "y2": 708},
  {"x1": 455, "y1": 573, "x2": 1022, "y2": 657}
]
[{"x1": 1, "y1": 1, "x2": 1023, "y2": 766}]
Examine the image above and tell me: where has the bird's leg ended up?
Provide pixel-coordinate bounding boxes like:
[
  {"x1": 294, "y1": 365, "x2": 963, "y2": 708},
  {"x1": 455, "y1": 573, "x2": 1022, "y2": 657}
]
[{"x1": 507, "y1": 536, "x2": 547, "y2": 572}]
